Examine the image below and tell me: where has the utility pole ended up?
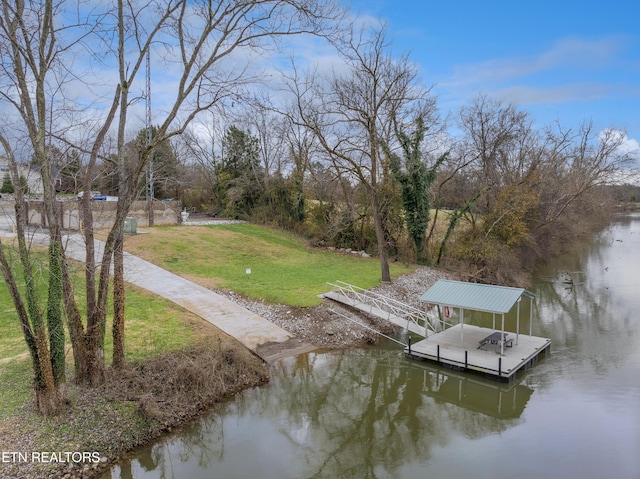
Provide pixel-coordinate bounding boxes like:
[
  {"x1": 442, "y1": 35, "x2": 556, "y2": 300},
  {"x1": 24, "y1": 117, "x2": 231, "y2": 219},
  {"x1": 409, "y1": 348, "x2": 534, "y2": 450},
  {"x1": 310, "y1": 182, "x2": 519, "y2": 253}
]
[{"x1": 146, "y1": 49, "x2": 154, "y2": 226}]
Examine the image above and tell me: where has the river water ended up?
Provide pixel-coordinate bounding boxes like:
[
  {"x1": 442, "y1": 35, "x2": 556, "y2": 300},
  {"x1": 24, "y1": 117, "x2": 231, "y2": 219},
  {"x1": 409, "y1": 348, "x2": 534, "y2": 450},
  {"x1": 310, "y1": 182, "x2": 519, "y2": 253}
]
[{"x1": 101, "y1": 214, "x2": 640, "y2": 479}]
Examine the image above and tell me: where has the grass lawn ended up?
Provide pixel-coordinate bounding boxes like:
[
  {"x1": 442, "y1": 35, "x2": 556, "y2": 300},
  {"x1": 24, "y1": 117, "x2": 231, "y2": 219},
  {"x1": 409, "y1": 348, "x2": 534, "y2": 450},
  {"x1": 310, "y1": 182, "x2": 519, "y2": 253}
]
[
  {"x1": 1, "y1": 223, "x2": 415, "y2": 418},
  {"x1": 123, "y1": 223, "x2": 415, "y2": 307},
  {"x1": 0, "y1": 254, "x2": 215, "y2": 420}
]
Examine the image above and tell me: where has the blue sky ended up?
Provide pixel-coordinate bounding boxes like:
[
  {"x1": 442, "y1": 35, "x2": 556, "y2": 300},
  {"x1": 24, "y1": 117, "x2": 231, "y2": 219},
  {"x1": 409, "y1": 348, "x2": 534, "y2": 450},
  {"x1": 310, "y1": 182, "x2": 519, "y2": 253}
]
[{"x1": 349, "y1": 0, "x2": 640, "y2": 160}]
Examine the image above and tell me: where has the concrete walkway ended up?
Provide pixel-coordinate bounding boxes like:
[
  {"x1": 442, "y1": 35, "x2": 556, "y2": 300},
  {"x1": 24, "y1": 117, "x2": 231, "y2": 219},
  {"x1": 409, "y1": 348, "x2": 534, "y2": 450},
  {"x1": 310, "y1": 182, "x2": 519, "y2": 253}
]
[{"x1": 0, "y1": 222, "x2": 316, "y2": 362}]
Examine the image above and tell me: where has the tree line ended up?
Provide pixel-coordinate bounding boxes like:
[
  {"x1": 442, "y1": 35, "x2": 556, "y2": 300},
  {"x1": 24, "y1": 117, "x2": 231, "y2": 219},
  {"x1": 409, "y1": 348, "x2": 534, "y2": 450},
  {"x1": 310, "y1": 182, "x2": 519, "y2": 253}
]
[{"x1": 0, "y1": 0, "x2": 633, "y2": 415}]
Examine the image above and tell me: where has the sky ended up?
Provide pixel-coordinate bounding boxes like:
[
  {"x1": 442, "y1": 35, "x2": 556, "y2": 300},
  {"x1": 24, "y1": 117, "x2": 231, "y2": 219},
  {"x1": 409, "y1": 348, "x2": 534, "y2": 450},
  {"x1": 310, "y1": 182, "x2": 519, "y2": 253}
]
[
  {"x1": 348, "y1": 0, "x2": 640, "y2": 164},
  {"x1": 2, "y1": 0, "x2": 637, "y2": 174}
]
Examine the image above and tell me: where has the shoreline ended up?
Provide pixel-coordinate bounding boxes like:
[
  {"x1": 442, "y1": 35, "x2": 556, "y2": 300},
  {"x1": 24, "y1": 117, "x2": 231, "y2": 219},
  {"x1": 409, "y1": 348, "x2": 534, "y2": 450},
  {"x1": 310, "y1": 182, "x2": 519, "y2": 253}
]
[{"x1": 0, "y1": 267, "x2": 451, "y2": 479}]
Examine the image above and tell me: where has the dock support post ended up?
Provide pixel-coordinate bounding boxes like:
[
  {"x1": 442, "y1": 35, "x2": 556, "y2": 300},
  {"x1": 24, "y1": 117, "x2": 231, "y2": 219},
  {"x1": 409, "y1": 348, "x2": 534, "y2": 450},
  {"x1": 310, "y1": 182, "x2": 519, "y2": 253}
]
[
  {"x1": 437, "y1": 345, "x2": 440, "y2": 362},
  {"x1": 408, "y1": 336, "x2": 411, "y2": 355},
  {"x1": 501, "y1": 314, "x2": 505, "y2": 356},
  {"x1": 530, "y1": 299, "x2": 534, "y2": 336},
  {"x1": 499, "y1": 357, "x2": 502, "y2": 376},
  {"x1": 516, "y1": 299, "x2": 521, "y2": 345},
  {"x1": 465, "y1": 350, "x2": 468, "y2": 369}
]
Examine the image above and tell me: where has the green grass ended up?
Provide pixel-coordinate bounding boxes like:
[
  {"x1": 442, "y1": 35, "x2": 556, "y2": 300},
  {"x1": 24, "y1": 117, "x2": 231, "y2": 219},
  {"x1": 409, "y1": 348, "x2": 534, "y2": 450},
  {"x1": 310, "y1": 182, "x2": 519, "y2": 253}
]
[
  {"x1": 0, "y1": 252, "x2": 209, "y2": 419},
  {"x1": 0, "y1": 359, "x2": 33, "y2": 420},
  {"x1": 1, "y1": 222, "x2": 416, "y2": 417},
  {"x1": 106, "y1": 286, "x2": 200, "y2": 362},
  {"x1": 124, "y1": 223, "x2": 415, "y2": 306}
]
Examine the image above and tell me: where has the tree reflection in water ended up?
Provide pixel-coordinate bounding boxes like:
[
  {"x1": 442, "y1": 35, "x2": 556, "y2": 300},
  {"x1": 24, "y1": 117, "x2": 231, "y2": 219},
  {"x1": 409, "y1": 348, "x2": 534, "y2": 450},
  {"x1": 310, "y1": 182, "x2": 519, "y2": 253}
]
[{"x1": 105, "y1": 346, "x2": 535, "y2": 479}]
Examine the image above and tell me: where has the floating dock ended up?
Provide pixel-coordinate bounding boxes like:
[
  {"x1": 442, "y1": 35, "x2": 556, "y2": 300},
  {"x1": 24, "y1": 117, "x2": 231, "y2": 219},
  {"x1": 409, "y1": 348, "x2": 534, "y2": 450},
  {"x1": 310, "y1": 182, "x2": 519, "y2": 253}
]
[
  {"x1": 406, "y1": 324, "x2": 551, "y2": 382},
  {"x1": 324, "y1": 279, "x2": 552, "y2": 382}
]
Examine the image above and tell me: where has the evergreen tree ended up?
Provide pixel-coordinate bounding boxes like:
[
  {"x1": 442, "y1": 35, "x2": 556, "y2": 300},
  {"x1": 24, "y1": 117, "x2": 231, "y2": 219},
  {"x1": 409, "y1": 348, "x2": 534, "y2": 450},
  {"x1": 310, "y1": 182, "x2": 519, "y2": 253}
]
[
  {"x1": 136, "y1": 126, "x2": 180, "y2": 199},
  {"x1": 1, "y1": 172, "x2": 13, "y2": 193},
  {"x1": 215, "y1": 126, "x2": 263, "y2": 218}
]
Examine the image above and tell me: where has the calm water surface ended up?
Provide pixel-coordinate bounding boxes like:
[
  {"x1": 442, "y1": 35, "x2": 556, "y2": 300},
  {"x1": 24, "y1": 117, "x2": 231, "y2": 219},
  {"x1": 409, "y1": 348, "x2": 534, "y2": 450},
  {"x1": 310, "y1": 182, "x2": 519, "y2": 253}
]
[{"x1": 102, "y1": 215, "x2": 640, "y2": 479}]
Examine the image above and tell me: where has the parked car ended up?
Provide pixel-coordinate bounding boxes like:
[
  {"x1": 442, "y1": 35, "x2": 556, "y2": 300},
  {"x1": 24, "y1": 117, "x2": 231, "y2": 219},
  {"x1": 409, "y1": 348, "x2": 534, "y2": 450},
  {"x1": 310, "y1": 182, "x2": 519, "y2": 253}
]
[{"x1": 77, "y1": 191, "x2": 102, "y2": 199}]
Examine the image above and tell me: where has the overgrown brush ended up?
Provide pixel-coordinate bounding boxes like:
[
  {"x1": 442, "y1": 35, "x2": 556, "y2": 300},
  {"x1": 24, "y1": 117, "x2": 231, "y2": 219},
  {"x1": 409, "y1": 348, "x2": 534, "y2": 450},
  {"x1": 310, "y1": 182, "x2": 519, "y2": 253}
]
[{"x1": 104, "y1": 341, "x2": 269, "y2": 429}]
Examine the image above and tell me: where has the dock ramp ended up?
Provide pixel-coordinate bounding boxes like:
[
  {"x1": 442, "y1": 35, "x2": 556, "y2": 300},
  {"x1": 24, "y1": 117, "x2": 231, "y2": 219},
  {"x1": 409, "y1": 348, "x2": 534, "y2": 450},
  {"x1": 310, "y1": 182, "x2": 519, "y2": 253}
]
[{"x1": 321, "y1": 281, "x2": 451, "y2": 338}]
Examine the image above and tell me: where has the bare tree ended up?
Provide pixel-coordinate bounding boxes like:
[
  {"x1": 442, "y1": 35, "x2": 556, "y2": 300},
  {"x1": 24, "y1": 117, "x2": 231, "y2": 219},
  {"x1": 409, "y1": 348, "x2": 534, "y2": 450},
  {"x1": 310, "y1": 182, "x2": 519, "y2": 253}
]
[
  {"x1": 1, "y1": 0, "x2": 346, "y2": 402},
  {"x1": 0, "y1": 0, "x2": 100, "y2": 413},
  {"x1": 91, "y1": 0, "x2": 346, "y2": 380},
  {"x1": 281, "y1": 116, "x2": 319, "y2": 221},
  {"x1": 242, "y1": 107, "x2": 288, "y2": 181},
  {"x1": 457, "y1": 95, "x2": 538, "y2": 210},
  {"x1": 176, "y1": 112, "x2": 229, "y2": 212},
  {"x1": 536, "y1": 122, "x2": 633, "y2": 228},
  {"x1": 286, "y1": 24, "x2": 434, "y2": 281},
  {"x1": 444, "y1": 95, "x2": 632, "y2": 283}
]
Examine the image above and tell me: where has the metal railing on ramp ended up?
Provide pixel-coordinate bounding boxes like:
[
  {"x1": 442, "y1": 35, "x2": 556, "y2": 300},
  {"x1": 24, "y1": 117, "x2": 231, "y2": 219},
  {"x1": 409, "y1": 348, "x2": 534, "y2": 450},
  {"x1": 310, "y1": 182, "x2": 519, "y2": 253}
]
[{"x1": 323, "y1": 280, "x2": 453, "y2": 338}]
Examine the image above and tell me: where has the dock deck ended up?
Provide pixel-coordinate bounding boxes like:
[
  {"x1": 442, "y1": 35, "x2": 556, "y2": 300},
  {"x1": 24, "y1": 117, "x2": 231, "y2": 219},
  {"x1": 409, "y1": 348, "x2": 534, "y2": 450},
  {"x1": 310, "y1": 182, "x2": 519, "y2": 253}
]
[{"x1": 406, "y1": 324, "x2": 551, "y2": 382}]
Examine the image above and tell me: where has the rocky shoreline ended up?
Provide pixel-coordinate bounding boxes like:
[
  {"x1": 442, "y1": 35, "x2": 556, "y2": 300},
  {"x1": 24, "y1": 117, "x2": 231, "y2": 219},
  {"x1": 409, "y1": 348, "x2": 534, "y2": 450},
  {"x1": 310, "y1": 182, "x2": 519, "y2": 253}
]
[{"x1": 217, "y1": 267, "x2": 453, "y2": 349}]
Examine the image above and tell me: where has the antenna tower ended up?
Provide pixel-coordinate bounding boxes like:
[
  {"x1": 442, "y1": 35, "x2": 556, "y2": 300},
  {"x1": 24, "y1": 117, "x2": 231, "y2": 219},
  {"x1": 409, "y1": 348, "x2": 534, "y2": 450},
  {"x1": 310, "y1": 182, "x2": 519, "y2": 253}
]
[{"x1": 146, "y1": 49, "x2": 154, "y2": 225}]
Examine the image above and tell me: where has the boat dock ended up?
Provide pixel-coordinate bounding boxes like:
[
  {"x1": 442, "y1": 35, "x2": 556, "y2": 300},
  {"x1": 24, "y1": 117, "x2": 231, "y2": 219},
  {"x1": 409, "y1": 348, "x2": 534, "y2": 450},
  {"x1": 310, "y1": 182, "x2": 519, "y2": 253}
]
[
  {"x1": 406, "y1": 324, "x2": 550, "y2": 382},
  {"x1": 324, "y1": 279, "x2": 551, "y2": 382}
]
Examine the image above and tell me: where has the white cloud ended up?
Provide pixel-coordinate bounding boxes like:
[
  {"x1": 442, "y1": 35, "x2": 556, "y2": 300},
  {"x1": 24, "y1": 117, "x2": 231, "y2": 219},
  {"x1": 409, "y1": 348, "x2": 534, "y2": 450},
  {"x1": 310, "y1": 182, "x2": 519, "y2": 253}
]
[
  {"x1": 445, "y1": 35, "x2": 629, "y2": 89},
  {"x1": 495, "y1": 83, "x2": 624, "y2": 105},
  {"x1": 433, "y1": 35, "x2": 640, "y2": 142},
  {"x1": 602, "y1": 130, "x2": 640, "y2": 163}
]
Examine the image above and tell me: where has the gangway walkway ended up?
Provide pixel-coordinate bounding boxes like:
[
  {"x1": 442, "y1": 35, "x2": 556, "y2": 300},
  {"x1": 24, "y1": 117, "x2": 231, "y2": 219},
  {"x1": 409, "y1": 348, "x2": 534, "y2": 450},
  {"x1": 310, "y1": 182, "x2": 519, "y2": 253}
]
[{"x1": 321, "y1": 281, "x2": 452, "y2": 338}]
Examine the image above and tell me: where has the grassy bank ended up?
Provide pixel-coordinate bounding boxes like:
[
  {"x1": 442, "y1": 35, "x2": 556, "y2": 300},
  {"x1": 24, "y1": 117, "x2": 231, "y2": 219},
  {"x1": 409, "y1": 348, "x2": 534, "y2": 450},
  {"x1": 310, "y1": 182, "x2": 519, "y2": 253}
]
[
  {"x1": 1, "y1": 222, "x2": 407, "y2": 478},
  {"x1": 0, "y1": 246, "x2": 268, "y2": 478},
  {"x1": 0, "y1": 276, "x2": 213, "y2": 420},
  {"x1": 122, "y1": 223, "x2": 414, "y2": 306},
  {"x1": 0, "y1": 337, "x2": 268, "y2": 478}
]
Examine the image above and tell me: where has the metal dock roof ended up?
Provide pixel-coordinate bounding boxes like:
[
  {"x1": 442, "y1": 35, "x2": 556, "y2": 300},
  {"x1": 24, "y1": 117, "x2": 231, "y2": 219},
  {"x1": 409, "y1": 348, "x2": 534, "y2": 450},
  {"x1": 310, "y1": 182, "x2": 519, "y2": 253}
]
[{"x1": 419, "y1": 279, "x2": 535, "y2": 315}]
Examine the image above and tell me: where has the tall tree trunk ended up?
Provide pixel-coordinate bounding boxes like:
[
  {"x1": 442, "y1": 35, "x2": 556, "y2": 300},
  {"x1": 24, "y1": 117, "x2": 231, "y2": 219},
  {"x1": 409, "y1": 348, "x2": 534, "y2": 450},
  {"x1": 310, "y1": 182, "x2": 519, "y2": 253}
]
[
  {"x1": 369, "y1": 133, "x2": 391, "y2": 282},
  {"x1": 112, "y1": 232, "x2": 126, "y2": 369},
  {"x1": 85, "y1": 309, "x2": 106, "y2": 387},
  {"x1": 60, "y1": 260, "x2": 89, "y2": 383},
  {"x1": 0, "y1": 228, "x2": 63, "y2": 416},
  {"x1": 0, "y1": 137, "x2": 65, "y2": 415},
  {"x1": 46, "y1": 240, "x2": 65, "y2": 384},
  {"x1": 33, "y1": 331, "x2": 63, "y2": 416},
  {"x1": 370, "y1": 189, "x2": 391, "y2": 282}
]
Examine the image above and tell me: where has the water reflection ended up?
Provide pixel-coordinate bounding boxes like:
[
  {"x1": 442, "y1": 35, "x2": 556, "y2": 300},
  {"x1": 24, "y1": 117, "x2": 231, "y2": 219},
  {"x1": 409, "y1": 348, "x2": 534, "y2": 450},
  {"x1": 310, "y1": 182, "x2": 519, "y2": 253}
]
[
  {"x1": 533, "y1": 214, "x2": 640, "y2": 384},
  {"x1": 414, "y1": 362, "x2": 534, "y2": 419},
  {"x1": 103, "y1": 347, "x2": 537, "y2": 479}
]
